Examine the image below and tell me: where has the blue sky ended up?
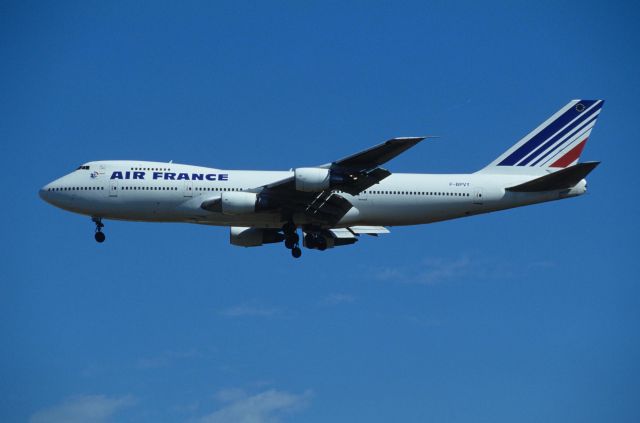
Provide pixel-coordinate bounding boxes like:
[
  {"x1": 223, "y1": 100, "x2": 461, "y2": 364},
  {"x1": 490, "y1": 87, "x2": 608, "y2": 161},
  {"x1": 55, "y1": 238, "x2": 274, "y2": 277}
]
[{"x1": 2, "y1": 1, "x2": 639, "y2": 422}]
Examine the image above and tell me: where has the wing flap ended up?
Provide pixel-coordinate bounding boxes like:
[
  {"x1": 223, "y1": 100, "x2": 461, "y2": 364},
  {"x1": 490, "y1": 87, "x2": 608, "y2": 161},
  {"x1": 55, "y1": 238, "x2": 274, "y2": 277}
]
[
  {"x1": 329, "y1": 228, "x2": 357, "y2": 239},
  {"x1": 349, "y1": 226, "x2": 390, "y2": 235},
  {"x1": 304, "y1": 193, "x2": 353, "y2": 225}
]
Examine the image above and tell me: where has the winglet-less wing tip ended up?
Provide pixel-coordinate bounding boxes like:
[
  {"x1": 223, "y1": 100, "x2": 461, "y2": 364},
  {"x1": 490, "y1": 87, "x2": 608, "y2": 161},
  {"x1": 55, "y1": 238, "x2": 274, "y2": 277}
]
[
  {"x1": 391, "y1": 136, "x2": 427, "y2": 141},
  {"x1": 386, "y1": 136, "x2": 426, "y2": 144}
]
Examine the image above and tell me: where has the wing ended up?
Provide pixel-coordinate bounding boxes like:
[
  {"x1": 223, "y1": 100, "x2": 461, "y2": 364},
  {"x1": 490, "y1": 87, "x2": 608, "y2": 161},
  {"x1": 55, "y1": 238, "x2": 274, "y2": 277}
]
[
  {"x1": 201, "y1": 137, "x2": 426, "y2": 227},
  {"x1": 256, "y1": 137, "x2": 426, "y2": 225},
  {"x1": 327, "y1": 136, "x2": 426, "y2": 171},
  {"x1": 265, "y1": 136, "x2": 426, "y2": 194}
]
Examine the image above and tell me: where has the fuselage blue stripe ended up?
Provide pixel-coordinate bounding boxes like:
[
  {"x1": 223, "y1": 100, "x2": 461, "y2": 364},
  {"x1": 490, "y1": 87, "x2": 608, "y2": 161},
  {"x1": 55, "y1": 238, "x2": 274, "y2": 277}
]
[
  {"x1": 528, "y1": 113, "x2": 598, "y2": 166},
  {"x1": 497, "y1": 100, "x2": 597, "y2": 166}
]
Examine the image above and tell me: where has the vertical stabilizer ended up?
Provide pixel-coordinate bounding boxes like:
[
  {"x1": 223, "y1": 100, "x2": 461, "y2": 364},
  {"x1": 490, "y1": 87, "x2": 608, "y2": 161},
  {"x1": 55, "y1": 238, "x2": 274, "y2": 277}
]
[{"x1": 480, "y1": 99, "x2": 604, "y2": 173}]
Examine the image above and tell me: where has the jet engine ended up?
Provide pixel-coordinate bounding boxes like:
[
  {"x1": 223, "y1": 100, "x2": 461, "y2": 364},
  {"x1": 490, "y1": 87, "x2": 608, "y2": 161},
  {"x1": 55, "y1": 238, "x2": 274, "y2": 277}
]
[
  {"x1": 294, "y1": 167, "x2": 331, "y2": 192},
  {"x1": 230, "y1": 227, "x2": 285, "y2": 247},
  {"x1": 221, "y1": 192, "x2": 258, "y2": 215}
]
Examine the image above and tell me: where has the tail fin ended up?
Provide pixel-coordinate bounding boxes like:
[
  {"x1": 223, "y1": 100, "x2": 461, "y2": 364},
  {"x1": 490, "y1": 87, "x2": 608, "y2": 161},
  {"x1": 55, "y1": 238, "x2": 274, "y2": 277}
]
[{"x1": 480, "y1": 99, "x2": 604, "y2": 173}]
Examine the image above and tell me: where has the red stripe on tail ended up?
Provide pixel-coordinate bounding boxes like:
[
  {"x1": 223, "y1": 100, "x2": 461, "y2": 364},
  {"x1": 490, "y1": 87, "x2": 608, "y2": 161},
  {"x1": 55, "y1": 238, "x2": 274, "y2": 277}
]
[{"x1": 550, "y1": 139, "x2": 588, "y2": 168}]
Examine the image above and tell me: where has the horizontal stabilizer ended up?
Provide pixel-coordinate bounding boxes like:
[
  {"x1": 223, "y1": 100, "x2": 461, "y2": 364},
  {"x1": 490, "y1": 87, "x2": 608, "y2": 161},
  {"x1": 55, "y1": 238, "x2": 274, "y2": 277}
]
[{"x1": 506, "y1": 161, "x2": 600, "y2": 192}]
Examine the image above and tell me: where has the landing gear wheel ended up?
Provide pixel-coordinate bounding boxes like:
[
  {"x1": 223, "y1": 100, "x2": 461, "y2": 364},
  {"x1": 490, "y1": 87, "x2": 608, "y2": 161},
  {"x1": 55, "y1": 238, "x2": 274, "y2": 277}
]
[
  {"x1": 92, "y1": 217, "x2": 105, "y2": 243},
  {"x1": 304, "y1": 234, "x2": 316, "y2": 249},
  {"x1": 94, "y1": 231, "x2": 106, "y2": 243},
  {"x1": 282, "y1": 221, "x2": 296, "y2": 235},
  {"x1": 283, "y1": 221, "x2": 299, "y2": 251},
  {"x1": 291, "y1": 246, "x2": 302, "y2": 258},
  {"x1": 284, "y1": 232, "x2": 299, "y2": 247},
  {"x1": 304, "y1": 233, "x2": 326, "y2": 250}
]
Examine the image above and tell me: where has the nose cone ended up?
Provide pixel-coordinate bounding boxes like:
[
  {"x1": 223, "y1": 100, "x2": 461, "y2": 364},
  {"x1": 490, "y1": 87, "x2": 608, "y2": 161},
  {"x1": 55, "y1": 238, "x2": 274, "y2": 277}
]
[{"x1": 39, "y1": 184, "x2": 52, "y2": 203}]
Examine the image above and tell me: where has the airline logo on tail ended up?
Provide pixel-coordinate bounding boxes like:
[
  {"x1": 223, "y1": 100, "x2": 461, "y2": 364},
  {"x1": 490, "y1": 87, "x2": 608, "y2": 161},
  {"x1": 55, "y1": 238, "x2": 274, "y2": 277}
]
[{"x1": 493, "y1": 99, "x2": 604, "y2": 168}]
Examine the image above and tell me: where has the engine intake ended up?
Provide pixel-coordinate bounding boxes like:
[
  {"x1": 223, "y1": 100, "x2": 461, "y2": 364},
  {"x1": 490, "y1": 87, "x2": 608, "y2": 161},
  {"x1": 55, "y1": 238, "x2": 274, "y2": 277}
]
[{"x1": 294, "y1": 167, "x2": 331, "y2": 192}]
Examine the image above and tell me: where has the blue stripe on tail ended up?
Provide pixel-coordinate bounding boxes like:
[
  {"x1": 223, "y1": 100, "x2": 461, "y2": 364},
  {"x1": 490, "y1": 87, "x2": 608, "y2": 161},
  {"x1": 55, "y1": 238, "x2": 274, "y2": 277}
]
[
  {"x1": 528, "y1": 112, "x2": 599, "y2": 166},
  {"x1": 497, "y1": 100, "x2": 598, "y2": 166},
  {"x1": 522, "y1": 102, "x2": 602, "y2": 166}
]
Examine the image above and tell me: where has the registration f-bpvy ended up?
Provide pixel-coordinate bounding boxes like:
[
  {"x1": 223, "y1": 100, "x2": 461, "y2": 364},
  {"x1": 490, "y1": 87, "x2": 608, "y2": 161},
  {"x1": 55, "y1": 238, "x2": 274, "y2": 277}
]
[{"x1": 40, "y1": 100, "x2": 604, "y2": 258}]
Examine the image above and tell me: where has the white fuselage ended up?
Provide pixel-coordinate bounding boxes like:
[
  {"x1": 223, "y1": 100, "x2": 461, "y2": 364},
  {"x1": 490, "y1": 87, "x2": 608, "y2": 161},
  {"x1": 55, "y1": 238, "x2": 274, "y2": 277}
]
[{"x1": 39, "y1": 160, "x2": 587, "y2": 229}]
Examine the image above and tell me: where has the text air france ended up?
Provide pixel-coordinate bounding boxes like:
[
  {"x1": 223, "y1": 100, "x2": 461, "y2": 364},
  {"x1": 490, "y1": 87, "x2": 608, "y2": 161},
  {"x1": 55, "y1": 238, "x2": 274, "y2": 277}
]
[{"x1": 110, "y1": 171, "x2": 229, "y2": 181}]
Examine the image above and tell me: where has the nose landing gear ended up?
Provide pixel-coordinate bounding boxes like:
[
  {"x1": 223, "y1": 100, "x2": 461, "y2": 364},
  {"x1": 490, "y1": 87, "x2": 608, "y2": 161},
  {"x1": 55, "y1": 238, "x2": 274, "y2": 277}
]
[{"x1": 92, "y1": 217, "x2": 105, "y2": 243}]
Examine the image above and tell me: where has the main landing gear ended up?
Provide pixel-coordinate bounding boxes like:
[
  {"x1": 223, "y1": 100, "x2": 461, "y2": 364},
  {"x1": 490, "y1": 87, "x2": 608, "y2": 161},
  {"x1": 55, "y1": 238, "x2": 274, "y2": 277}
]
[
  {"x1": 92, "y1": 217, "x2": 105, "y2": 243},
  {"x1": 304, "y1": 232, "x2": 327, "y2": 251},
  {"x1": 282, "y1": 222, "x2": 301, "y2": 258}
]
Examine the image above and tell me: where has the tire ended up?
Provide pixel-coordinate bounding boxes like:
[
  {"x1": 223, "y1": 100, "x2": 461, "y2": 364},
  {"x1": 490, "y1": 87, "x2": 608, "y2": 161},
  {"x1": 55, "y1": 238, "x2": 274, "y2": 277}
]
[
  {"x1": 282, "y1": 222, "x2": 296, "y2": 234},
  {"x1": 304, "y1": 234, "x2": 316, "y2": 249},
  {"x1": 94, "y1": 232, "x2": 106, "y2": 243}
]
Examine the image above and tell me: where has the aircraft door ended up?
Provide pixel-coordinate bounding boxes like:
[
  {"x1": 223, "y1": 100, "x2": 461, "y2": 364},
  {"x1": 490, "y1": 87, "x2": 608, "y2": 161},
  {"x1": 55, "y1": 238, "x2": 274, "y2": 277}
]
[
  {"x1": 183, "y1": 181, "x2": 193, "y2": 197},
  {"x1": 109, "y1": 179, "x2": 118, "y2": 197},
  {"x1": 473, "y1": 187, "x2": 483, "y2": 205}
]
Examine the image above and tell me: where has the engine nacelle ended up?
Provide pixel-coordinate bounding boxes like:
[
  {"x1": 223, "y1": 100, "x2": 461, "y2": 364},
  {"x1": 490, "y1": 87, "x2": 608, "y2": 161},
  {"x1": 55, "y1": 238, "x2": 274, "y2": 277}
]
[
  {"x1": 221, "y1": 191, "x2": 258, "y2": 215},
  {"x1": 294, "y1": 167, "x2": 331, "y2": 192},
  {"x1": 230, "y1": 227, "x2": 285, "y2": 247}
]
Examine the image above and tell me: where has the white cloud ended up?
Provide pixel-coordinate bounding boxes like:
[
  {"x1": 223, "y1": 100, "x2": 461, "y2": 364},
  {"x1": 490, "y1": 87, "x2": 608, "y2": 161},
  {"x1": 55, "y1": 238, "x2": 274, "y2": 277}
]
[
  {"x1": 373, "y1": 255, "x2": 472, "y2": 285},
  {"x1": 29, "y1": 394, "x2": 135, "y2": 423},
  {"x1": 417, "y1": 256, "x2": 472, "y2": 285},
  {"x1": 219, "y1": 303, "x2": 281, "y2": 318},
  {"x1": 373, "y1": 267, "x2": 406, "y2": 282},
  {"x1": 373, "y1": 254, "x2": 555, "y2": 285},
  {"x1": 196, "y1": 389, "x2": 312, "y2": 423},
  {"x1": 214, "y1": 388, "x2": 249, "y2": 403},
  {"x1": 319, "y1": 293, "x2": 355, "y2": 306}
]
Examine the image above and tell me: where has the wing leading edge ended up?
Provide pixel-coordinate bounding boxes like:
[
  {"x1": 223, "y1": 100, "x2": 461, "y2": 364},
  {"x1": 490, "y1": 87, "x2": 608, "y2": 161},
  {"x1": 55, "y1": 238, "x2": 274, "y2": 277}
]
[
  {"x1": 201, "y1": 137, "x2": 426, "y2": 227},
  {"x1": 264, "y1": 136, "x2": 426, "y2": 194},
  {"x1": 253, "y1": 137, "x2": 426, "y2": 224},
  {"x1": 326, "y1": 136, "x2": 426, "y2": 170}
]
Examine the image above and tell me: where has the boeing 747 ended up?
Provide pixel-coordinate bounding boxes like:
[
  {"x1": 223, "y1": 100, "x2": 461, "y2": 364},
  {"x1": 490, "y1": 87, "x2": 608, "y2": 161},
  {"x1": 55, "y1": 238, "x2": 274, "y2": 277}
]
[{"x1": 39, "y1": 99, "x2": 603, "y2": 258}]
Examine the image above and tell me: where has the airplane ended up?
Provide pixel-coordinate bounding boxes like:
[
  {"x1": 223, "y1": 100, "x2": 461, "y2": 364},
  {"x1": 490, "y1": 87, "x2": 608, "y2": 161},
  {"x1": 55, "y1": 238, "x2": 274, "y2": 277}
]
[{"x1": 39, "y1": 99, "x2": 604, "y2": 258}]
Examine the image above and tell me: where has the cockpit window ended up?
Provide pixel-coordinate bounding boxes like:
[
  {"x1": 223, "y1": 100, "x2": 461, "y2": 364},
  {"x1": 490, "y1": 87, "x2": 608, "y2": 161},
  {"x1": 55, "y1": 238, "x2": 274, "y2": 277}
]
[{"x1": 76, "y1": 165, "x2": 90, "y2": 170}]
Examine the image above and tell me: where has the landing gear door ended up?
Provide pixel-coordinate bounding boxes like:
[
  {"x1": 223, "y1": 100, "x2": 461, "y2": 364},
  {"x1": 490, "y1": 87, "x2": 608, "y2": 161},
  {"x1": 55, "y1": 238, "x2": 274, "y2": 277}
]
[
  {"x1": 183, "y1": 181, "x2": 193, "y2": 197},
  {"x1": 473, "y1": 187, "x2": 483, "y2": 205},
  {"x1": 109, "y1": 179, "x2": 118, "y2": 197}
]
